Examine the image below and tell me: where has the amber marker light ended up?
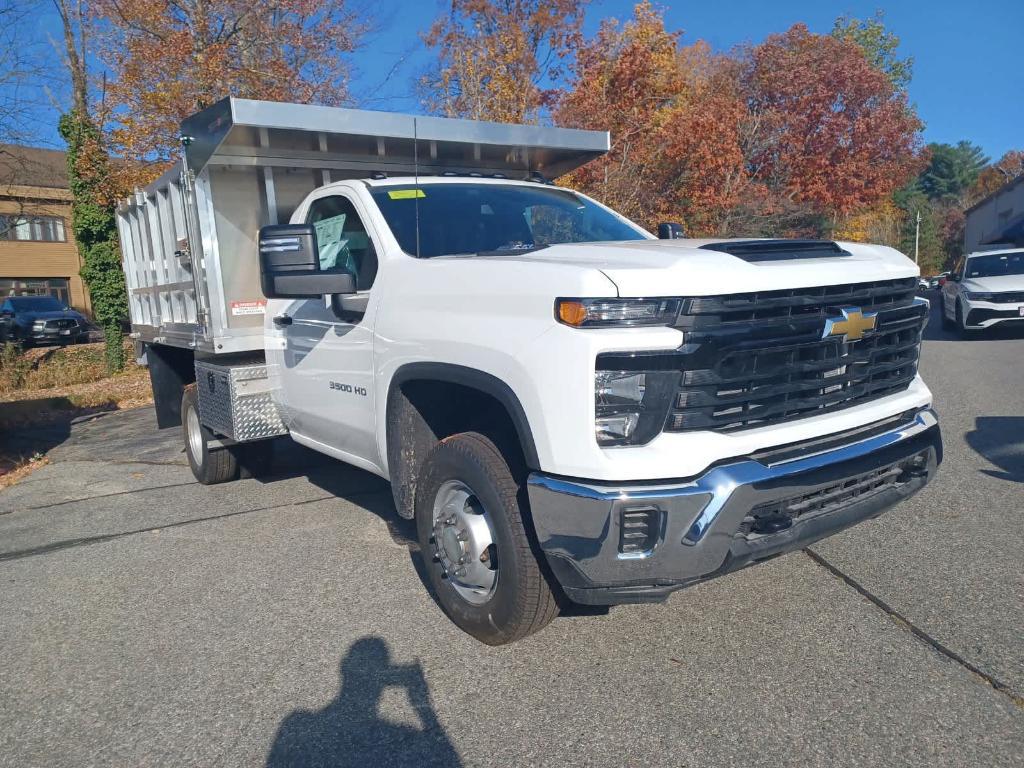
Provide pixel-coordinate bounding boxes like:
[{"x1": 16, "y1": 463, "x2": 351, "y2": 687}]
[{"x1": 557, "y1": 300, "x2": 588, "y2": 327}]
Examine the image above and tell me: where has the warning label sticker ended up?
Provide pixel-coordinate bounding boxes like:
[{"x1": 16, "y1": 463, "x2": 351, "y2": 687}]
[{"x1": 230, "y1": 300, "x2": 267, "y2": 316}]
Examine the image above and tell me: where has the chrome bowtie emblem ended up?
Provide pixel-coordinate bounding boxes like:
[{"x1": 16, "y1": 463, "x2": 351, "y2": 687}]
[{"x1": 823, "y1": 306, "x2": 878, "y2": 342}]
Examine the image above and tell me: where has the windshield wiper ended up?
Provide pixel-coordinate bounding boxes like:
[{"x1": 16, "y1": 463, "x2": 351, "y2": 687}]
[{"x1": 475, "y1": 244, "x2": 550, "y2": 257}]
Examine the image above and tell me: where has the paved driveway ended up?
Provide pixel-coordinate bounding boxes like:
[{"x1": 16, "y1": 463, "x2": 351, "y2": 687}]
[{"x1": 1, "y1": 296, "x2": 1022, "y2": 767}]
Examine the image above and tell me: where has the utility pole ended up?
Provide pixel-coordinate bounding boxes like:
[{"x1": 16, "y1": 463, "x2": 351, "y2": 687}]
[{"x1": 914, "y1": 210, "x2": 921, "y2": 266}]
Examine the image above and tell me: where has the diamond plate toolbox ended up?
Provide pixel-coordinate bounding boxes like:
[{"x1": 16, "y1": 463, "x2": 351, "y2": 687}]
[{"x1": 194, "y1": 356, "x2": 287, "y2": 442}]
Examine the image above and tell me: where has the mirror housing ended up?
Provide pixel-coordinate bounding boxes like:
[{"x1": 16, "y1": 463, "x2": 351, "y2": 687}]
[
  {"x1": 657, "y1": 222, "x2": 685, "y2": 240},
  {"x1": 258, "y1": 224, "x2": 356, "y2": 299}
]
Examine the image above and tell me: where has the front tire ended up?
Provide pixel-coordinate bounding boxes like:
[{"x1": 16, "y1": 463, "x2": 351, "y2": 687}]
[
  {"x1": 955, "y1": 301, "x2": 977, "y2": 339},
  {"x1": 940, "y1": 295, "x2": 955, "y2": 330},
  {"x1": 182, "y1": 383, "x2": 239, "y2": 484},
  {"x1": 415, "y1": 432, "x2": 559, "y2": 645}
]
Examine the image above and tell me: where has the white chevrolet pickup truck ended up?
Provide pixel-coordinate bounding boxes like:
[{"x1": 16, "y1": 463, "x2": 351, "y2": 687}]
[{"x1": 118, "y1": 98, "x2": 941, "y2": 644}]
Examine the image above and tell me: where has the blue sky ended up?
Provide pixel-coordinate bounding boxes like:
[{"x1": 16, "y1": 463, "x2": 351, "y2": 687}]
[{"x1": 17, "y1": 0, "x2": 1024, "y2": 161}]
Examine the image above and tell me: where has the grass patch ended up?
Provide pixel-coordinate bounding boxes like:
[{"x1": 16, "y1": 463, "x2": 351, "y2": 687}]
[{"x1": 0, "y1": 339, "x2": 136, "y2": 394}]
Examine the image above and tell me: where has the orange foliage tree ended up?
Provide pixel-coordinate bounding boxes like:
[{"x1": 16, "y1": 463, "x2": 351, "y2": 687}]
[
  {"x1": 422, "y1": 0, "x2": 587, "y2": 123},
  {"x1": 971, "y1": 149, "x2": 1024, "y2": 201},
  {"x1": 557, "y1": 3, "x2": 748, "y2": 232},
  {"x1": 557, "y1": 4, "x2": 925, "y2": 236},
  {"x1": 557, "y1": 5, "x2": 925, "y2": 237},
  {"x1": 91, "y1": 0, "x2": 368, "y2": 189},
  {"x1": 741, "y1": 24, "x2": 924, "y2": 218}
]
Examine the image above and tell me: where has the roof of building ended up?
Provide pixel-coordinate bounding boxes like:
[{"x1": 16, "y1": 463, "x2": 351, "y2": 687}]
[{"x1": 0, "y1": 144, "x2": 69, "y2": 190}]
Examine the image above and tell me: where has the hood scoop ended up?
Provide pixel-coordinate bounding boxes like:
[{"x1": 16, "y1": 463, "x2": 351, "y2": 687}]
[{"x1": 700, "y1": 240, "x2": 851, "y2": 263}]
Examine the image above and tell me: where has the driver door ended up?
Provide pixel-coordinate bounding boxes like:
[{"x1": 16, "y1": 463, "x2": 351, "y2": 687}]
[{"x1": 266, "y1": 192, "x2": 381, "y2": 468}]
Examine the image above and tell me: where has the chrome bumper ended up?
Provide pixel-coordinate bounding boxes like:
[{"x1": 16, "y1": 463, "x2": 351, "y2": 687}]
[{"x1": 527, "y1": 409, "x2": 941, "y2": 605}]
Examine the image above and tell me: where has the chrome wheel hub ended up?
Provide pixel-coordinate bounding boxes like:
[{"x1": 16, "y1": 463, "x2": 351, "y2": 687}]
[
  {"x1": 431, "y1": 480, "x2": 498, "y2": 605},
  {"x1": 186, "y1": 405, "x2": 203, "y2": 461}
]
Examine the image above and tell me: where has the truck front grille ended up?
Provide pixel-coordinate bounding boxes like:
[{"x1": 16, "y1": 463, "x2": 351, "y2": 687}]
[
  {"x1": 44, "y1": 319, "x2": 78, "y2": 330},
  {"x1": 666, "y1": 278, "x2": 925, "y2": 432}
]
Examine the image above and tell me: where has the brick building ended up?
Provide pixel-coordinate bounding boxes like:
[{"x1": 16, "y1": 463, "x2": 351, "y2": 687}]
[{"x1": 0, "y1": 144, "x2": 91, "y2": 312}]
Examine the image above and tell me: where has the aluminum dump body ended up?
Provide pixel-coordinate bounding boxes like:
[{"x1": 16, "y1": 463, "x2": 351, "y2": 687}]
[{"x1": 116, "y1": 97, "x2": 609, "y2": 354}]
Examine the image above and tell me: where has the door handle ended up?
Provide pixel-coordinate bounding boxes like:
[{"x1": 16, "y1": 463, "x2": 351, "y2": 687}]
[{"x1": 273, "y1": 314, "x2": 293, "y2": 327}]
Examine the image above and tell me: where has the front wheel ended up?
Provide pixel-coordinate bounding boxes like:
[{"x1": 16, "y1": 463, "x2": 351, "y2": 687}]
[
  {"x1": 955, "y1": 301, "x2": 977, "y2": 339},
  {"x1": 940, "y1": 295, "x2": 956, "y2": 330},
  {"x1": 182, "y1": 383, "x2": 239, "y2": 484},
  {"x1": 415, "y1": 432, "x2": 559, "y2": 645}
]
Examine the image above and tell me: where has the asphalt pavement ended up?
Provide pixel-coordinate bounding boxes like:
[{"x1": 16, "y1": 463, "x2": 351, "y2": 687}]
[{"x1": 1, "y1": 293, "x2": 1022, "y2": 767}]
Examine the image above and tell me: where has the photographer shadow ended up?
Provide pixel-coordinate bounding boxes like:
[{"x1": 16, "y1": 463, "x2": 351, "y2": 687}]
[{"x1": 266, "y1": 636, "x2": 462, "y2": 768}]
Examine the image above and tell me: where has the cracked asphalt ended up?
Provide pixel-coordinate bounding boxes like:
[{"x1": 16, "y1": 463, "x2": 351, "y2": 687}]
[{"x1": 1, "y1": 294, "x2": 1022, "y2": 767}]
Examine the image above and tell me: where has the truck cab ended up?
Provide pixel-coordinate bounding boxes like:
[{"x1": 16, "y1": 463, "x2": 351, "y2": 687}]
[{"x1": 118, "y1": 98, "x2": 941, "y2": 645}]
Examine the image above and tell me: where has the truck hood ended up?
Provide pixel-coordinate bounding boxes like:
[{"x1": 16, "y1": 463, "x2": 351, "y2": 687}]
[
  {"x1": 962, "y1": 274, "x2": 1024, "y2": 293},
  {"x1": 481, "y1": 239, "x2": 918, "y2": 296}
]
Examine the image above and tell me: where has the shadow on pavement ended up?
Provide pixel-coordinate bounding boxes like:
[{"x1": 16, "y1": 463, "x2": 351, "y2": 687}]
[
  {"x1": 0, "y1": 403, "x2": 105, "y2": 459},
  {"x1": 965, "y1": 416, "x2": 1024, "y2": 483},
  {"x1": 265, "y1": 637, "x2": 462, "y2": 768}
]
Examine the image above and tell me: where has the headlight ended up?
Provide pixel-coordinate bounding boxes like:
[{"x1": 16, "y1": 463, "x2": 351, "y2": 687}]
[
  {"x1": 32, "y1": 320, "x2": 45, "y2": 329},
  {"x1": 557, "y1": 298, "x2": 680, "y2": 328},
  {"x1": 594, "y1": 362, "x2": 679, "y2": 446},
  {"x1": 964, "y1": 292, "x2": 995, "y2": 301}
]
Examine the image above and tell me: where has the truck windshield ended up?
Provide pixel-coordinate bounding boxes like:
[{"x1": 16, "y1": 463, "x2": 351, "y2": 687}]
[
  {"x1": 5, "y1": 296, "x2": 63, "y2": 312},
  {"x1": 370, "y1": 183, "x2": 648, "y2": 258},
  {"x1": 965, "y1": 252, "x2": 1024, "y2": 278}
]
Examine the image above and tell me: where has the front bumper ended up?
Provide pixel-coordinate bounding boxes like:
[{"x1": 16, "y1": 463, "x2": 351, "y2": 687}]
[
  {"x1": 26, "y1": 326, "x2": 82, "y2": 344},
  {"x1": 963, "y1": 300, "x2": 1024, "y2": 329},
  {"x1": 527, "y1": 409, "x2": 941, "y2": 605}
]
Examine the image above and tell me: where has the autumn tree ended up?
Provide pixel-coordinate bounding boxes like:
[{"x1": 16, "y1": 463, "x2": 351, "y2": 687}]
[
  {"x1": 557, "y1": 2, "x2": 748, "y2": 233},
  {"x1": 740, "y1": 24, "x2": 924, "y2": 222},
  {"x1": 971, "y1": 149, "x2": 1024, "y2": 201},
  {"x1": 422, "y1": 0, "x2": 587, "y2": 123},
  {"x1": 558, "y1": 7, "x2": 924, "y2": 238},
  {"x1": 831, "y1": 11, "x2": 912, "y2": 92},
  {"x1": 54, "y1": 0, "x2": 129, "y2": 371},
  {"x1": 92, "y1": 0, "x2": 368, "y2": 188}
]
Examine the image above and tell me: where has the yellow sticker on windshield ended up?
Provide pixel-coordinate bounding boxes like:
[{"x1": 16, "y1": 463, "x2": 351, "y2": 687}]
[{"x1": 388, "y1": 189, "x2": 426, "y2": 200}]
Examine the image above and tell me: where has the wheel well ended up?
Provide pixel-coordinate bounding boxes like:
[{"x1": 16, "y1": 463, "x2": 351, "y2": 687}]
[{"x1": 386, "y1": 375, "x2": 537, "y2": 519}]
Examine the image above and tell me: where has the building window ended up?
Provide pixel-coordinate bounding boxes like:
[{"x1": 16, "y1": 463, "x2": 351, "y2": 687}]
[
  {"x1": 0, "y1": 277, "x2": 71, "y2": 306},
  {"x1": 0, "y1": 214, "x2": 67, "y2": 242}
]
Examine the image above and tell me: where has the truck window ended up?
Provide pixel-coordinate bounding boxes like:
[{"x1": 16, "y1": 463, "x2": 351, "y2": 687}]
[
  {"x1": 305, "y1": 195, "x2": 379, "y2": 290},
  {"x1": 370, "y1": 183, "x2": 648, "y2": 258}
]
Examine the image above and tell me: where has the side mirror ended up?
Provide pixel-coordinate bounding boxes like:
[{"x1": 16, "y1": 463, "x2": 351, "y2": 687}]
[
  {"x1": 657, "y1": 222, "x2": 685, "y2": 240},
  {"x1": 258, "y1": 224, "x2": 356, "y2": 299},
  {"x1": 951, "y1": 274, "x2": 961, "y2": 282}
]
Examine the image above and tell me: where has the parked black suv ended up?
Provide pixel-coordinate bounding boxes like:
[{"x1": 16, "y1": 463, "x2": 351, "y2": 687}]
[{"x1": 0, "y1": 296, "x2": 88, "y2": 346}]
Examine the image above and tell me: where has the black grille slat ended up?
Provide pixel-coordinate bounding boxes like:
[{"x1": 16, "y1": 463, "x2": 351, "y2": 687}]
[
  {"x1": 665, "y1": 279, "x2": 925, "y2": 433},
  {"x1": 679, "y1": 278, "x2": 916, "y2": 329}
]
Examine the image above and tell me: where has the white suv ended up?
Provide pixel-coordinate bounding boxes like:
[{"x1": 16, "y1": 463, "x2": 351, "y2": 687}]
[{"x1": 941, "y1": 248, "x2": 1024, "y2": 336}]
